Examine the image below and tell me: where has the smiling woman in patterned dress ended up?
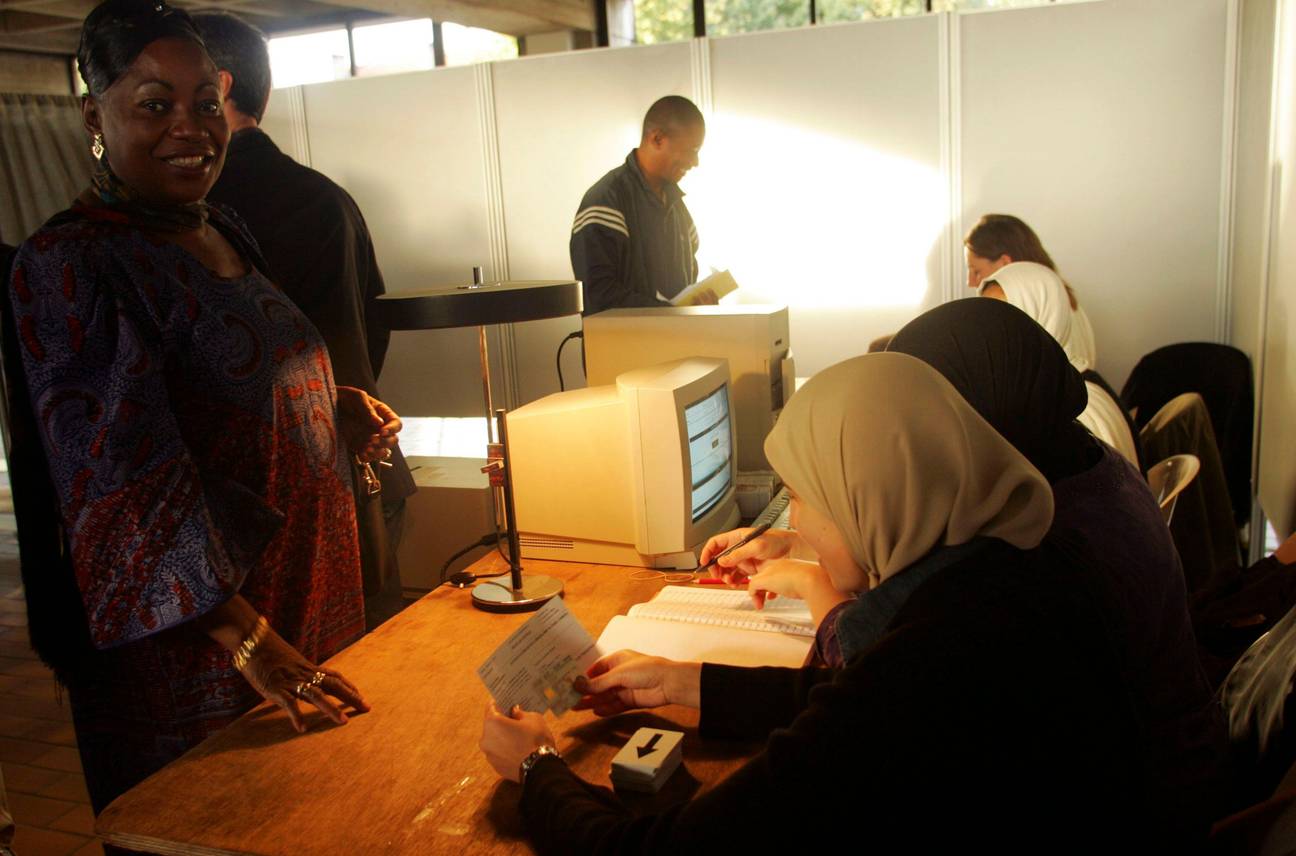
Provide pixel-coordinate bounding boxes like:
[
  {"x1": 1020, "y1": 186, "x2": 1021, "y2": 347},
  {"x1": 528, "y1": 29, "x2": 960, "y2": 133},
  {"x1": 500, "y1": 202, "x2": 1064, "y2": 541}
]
[{"x1": 7, "y1": 0, "x2": 394, "y2": 822}]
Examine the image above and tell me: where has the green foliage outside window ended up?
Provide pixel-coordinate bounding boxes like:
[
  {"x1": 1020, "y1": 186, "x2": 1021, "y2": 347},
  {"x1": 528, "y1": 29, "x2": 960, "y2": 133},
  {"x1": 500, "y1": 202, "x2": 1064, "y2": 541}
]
[
  {"x1": 632, "y1": 0, "x2": 1049, "y2": 43},
  {"x1": 818, "y1": 0, "x2": 926, "y2": 21},
  {"x1": 635, "y1": 0, "x2": 695, "y2": 43},
  {"x1": 705, "y1": 0, "x2": 810, "y2": 37}
]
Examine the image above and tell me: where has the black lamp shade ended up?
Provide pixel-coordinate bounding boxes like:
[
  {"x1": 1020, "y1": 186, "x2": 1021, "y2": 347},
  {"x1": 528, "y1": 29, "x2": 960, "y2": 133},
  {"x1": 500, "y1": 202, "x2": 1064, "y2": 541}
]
[{"x1": 373, "y1": 280, "x2": 583, "y2": 331}]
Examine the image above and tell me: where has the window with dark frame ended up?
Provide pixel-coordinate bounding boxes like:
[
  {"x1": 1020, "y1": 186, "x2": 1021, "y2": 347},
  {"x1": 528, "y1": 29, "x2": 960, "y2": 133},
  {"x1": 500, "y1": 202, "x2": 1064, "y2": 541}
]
[{"x1": 631, "y1": 0, "x2": 1058, "y2": 42}]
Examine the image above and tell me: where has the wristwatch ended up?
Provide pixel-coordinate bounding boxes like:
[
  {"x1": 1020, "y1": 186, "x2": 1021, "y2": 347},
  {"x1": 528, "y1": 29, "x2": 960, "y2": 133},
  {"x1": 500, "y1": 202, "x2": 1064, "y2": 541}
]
[{"x1": 519, "y1": 745, "x2": 561, "y2": 786}]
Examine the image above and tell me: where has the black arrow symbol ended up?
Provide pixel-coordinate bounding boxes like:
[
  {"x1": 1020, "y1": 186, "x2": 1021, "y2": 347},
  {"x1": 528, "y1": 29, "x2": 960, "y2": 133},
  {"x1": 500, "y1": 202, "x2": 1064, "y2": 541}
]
[{"x1": 636, "y1": 733, "x2": 662, "y2": 759}]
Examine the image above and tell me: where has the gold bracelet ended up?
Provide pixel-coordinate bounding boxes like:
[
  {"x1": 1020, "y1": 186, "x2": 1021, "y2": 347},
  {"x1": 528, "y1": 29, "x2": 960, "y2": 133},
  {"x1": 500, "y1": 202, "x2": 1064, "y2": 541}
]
[{"x1": 232, "y1": 615, "x2": 269, "y2": 672}]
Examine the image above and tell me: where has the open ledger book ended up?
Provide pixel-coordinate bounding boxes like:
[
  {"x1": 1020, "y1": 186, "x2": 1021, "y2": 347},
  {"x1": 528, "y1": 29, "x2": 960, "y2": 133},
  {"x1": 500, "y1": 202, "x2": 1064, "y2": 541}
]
[{"x1": 595, "y1": 585, "x2": 815, "y2": 668}]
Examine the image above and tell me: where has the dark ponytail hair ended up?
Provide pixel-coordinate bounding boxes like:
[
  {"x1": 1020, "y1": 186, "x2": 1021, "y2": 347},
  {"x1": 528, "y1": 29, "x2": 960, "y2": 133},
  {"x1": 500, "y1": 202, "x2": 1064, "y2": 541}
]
[{"x1": 77, "y1": 0, "x2": 206, "y2": 96}]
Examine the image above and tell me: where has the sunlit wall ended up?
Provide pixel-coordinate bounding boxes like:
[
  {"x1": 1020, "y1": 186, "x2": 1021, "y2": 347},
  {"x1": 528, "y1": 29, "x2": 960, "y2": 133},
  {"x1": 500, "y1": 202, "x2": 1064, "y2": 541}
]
[{"x1": 268, "y1": 0, "x2": 1234, "y2": 421}]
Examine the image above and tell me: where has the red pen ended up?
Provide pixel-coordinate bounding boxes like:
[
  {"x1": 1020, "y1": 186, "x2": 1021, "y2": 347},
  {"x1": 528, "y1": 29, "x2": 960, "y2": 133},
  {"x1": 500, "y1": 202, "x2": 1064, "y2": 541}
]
[{"x1": 695, "y1": 577, "x2": 725, "y2": 585}]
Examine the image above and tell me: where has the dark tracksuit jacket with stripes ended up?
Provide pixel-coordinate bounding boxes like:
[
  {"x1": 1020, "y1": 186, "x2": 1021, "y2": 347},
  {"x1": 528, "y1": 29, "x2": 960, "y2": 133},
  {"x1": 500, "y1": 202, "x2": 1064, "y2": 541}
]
[{"x1": 569, "y1": 150, "x2": 700, "y2": 316}]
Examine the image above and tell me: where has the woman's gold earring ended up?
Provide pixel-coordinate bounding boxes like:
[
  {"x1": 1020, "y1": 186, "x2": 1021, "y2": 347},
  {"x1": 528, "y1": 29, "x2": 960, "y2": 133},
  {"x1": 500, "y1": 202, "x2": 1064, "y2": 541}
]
[{"x1": 90, "y1": 133, "x2": 105, "y2": 161}]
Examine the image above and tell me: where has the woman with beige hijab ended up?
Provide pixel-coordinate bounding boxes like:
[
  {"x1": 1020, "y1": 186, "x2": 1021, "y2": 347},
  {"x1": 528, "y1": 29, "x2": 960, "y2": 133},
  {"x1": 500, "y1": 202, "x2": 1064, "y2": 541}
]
[{"x1": 478, "y1": 354, "x2": 1150, "y2": 850}]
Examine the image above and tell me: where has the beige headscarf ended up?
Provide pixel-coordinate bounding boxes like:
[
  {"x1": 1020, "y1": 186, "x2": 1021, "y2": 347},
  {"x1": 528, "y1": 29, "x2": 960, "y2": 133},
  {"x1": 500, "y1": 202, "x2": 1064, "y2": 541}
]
[
  {"x1": 980, "y1": 261, "x2": 1097, "y2": 373},
  {"x1": 764, "y1": 353, "x2": 1053, "y2": 585}
]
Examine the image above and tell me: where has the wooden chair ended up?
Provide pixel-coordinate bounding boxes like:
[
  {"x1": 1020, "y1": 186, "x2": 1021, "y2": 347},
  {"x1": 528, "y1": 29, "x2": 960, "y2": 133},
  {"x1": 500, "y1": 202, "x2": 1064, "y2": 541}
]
[
  {"x1": 1142, "y1": 393, "x2": 1240, "y2": 595},
  {"x1": 1145, "y1": 453, "x2": 1200, "y2": 525}
]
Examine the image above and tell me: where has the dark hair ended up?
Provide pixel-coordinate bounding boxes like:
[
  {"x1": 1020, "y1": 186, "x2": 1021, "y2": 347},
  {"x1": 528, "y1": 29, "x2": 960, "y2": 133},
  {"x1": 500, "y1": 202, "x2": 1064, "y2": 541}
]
[
  {"x1": 77, "y1": 0, "x2": 207, "y2": 97},
  {"x1": 966, "y1": 213, "x2": 1078, "y2": 308},
  {"x1": 192, "y1": 12, "x2": 271, "y2": 123},
  {"x1": 642, "y1": 95, "x2": 704, "y2": 139},
  {"x1": 964, "y1": 214, "x2": 1056, "y2": 271}
]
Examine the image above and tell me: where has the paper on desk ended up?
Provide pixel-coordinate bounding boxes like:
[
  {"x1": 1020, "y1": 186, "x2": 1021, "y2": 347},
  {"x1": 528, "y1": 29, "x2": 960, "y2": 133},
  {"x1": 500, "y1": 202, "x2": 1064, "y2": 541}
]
[{"x1": 477, "y1": 597, "x2": 601, "y2": 717}]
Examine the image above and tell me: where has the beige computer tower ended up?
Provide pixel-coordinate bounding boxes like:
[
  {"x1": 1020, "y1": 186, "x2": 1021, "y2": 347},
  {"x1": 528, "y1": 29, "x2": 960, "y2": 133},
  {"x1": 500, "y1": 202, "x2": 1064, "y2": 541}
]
[
  {"x1": 583, "y1": 305, "x2": 793, "y2": 471},
  {"x1": 396, "y1": 456, "x2": 496, "y2": 591}
]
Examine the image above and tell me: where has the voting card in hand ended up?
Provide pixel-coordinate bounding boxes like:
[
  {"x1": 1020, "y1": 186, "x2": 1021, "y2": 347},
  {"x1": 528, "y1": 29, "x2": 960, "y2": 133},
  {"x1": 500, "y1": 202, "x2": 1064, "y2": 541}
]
[{"x1": 477, "y1": 597, "x2": 600, "y2": 716}]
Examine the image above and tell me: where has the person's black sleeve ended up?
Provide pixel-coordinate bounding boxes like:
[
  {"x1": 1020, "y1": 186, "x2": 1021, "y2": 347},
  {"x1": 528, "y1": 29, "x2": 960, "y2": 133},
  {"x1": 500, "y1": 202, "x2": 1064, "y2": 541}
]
[
  {"x1": 359, "y1": 233, "x2": 389, "y2": 382},
  {"x1": 697, "y1": 664, "x2": 835, "y2": 739},
  {"x1": 517, "y1": 619, "x2": 979, "y2": 854}
]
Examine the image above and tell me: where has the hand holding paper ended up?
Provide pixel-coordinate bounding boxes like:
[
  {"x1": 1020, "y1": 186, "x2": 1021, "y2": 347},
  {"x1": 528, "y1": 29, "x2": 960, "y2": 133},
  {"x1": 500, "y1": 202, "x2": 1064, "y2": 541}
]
[{"x1": 477, "y1": 597, "x2": 601, "y2": 716}]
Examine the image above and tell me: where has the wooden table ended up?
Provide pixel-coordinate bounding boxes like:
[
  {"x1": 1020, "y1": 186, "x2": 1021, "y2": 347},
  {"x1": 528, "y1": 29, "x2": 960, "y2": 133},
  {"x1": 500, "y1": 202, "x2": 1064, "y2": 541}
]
[{"x1": 96, "y1": 556, "x2": 759, "y2": 855}]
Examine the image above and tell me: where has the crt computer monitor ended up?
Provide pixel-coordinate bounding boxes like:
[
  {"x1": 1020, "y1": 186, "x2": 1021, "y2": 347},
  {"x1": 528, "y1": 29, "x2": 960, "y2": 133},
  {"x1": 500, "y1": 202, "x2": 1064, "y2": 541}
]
[
  {"x1": 506, "y1": 357, "x2": 741, "y2": 569},
  {"x1": 582, "y1": 305, "x2": 794, "y2": 472}
]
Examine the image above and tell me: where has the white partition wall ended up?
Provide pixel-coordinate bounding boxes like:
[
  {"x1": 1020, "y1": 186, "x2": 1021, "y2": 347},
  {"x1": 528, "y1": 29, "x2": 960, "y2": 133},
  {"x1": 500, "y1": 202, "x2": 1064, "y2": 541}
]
[
  {"x1": 264, "y1": 0, "x2": 1238, "y2": 423},
  {"x1": 703, "y1": 17, "x2": 946, "y2": 376},
  {"x1": 1258, "y1": 0, "x2": 1296, "y2": 536},
  {"x1": 960, "y1": 0, "x2": 1230, "y2": 388},
  {"x1": 492, "y1": 42, "x2": 694, "y2": 403},
  {"x1": 303, "y1": 67, "x2": 497, "y2": 416},
  {"x1": 1231, "y1": 0, "x2": 1278, "y2": 365}
]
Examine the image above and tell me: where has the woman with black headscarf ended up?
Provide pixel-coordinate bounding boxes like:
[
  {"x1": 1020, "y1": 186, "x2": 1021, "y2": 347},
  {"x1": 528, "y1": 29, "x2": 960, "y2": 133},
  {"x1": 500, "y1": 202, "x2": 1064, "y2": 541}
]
[{"x1": 887, "y1": 298, "x2": 1230, "y2": 842}]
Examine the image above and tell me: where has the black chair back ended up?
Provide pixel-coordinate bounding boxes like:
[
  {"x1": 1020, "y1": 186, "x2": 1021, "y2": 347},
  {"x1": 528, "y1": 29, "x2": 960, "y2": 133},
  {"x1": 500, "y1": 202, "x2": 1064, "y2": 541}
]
[{"x1": 1122, "y1": 343, "x2": 1253, "y2": 526}]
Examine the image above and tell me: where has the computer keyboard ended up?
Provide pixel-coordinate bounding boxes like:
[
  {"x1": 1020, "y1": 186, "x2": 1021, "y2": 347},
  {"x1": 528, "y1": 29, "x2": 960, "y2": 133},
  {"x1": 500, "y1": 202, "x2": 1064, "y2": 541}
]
[{"x1": 753, "y1": 486, "x2": 793, "y2": 531}]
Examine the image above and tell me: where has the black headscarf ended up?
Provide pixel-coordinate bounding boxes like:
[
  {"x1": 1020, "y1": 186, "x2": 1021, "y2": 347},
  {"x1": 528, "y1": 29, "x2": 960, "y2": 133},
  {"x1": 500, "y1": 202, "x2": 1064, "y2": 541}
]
[{"x1": 888, "y1": 298, "x2": 1100, "y2": 483}]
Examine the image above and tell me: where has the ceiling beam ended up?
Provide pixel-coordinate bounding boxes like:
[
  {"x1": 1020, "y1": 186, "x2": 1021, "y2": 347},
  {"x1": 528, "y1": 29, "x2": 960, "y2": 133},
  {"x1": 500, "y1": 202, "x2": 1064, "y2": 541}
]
[
  {"x1": 172, "y1": 0, "x2": 289, "y2": 17},
  {"x1": 471, "y1": 0, "x2": 591, "y2": 30},
  {"x1": 0, "y1": 9, "x2": 80, "y2": 33},
  {"x1": 0, "y1": 26, "x2": 75, "y2": 52},
  {"x1": 0, "y1": 0, "x2": 98, "y2": 21},
  {"x1": 306, "y1": 0, "x2": 592, "y2": 35},
  {"x1": 0, "y1": 0, "x2": 598, "y2": 55}
]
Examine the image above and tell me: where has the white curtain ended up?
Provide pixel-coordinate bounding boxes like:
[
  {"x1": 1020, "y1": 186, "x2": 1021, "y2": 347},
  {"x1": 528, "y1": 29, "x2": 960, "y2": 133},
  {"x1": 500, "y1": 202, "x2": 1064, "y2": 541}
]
[{"x1": 0, "y1": 93, "x2": 91, "y2": 245}]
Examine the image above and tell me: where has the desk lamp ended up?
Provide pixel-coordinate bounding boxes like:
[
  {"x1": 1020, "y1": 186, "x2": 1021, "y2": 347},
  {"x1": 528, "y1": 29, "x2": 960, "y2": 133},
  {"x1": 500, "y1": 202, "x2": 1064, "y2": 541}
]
[{"x1": 372, "y1": 271, "x2": 583, "y2": 612}]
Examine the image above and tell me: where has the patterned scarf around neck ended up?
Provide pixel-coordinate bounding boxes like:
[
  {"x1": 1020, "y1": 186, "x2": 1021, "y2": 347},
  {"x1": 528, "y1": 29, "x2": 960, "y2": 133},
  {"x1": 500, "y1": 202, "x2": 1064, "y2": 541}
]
[{"x1": 78, "y1": 159, "x2": 209, "y2": 233}]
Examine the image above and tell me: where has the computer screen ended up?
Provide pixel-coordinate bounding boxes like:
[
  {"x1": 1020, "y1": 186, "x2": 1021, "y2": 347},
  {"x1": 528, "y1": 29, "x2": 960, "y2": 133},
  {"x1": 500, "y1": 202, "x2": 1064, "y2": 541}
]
[
  {"x1": 685, "y1": 385, "x2": 732, "y2": 522},
  {"x1": 582, "y1": 305, "x2": 794, "y2": 472},
  {"x1": 506, "y1": 357, "x2": 741, "y2": 569}
]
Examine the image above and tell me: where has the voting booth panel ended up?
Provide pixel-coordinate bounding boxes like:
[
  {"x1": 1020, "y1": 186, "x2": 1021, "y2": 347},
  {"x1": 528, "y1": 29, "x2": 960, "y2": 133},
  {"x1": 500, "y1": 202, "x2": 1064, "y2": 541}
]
[
  {"x1": 260, "y1": 0, "x2": 1236, "y2": 424},
  {"x1": 492, "y1": 41, "x2": 697, "y2": 406},
  {"x1": 701, "y1": 15, "x2": 948, "y2": 379},
  {"x1": 1258, "y1": 0, "x2": 1296, "y2": 537},
  {"x1": 303, "y1": 67, "x2": 503, "y2": 418},
  {"x1": 959, "y1": 0, "x2": 1229, "y2": 389}
]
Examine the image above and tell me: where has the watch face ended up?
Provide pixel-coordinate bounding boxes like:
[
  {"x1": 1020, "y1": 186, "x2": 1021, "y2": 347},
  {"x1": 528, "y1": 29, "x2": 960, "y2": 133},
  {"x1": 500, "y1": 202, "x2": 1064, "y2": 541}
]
[{"x1": 521, "y1": 746, "x2": 559, "y2": 783}]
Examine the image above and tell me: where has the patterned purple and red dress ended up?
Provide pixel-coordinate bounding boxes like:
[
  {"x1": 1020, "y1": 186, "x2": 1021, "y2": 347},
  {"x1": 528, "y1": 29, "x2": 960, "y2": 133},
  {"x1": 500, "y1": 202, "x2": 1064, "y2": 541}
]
[{"x1": 9, "y1": 205, "x2": 365, "y2": 812}]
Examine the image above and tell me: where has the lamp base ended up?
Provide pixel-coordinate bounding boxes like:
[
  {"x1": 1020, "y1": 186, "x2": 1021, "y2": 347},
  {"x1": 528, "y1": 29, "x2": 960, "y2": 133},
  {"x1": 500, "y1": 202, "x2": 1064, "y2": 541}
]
[{"x1": 470, "y1": 574, "x2": 564, "y2": 613}]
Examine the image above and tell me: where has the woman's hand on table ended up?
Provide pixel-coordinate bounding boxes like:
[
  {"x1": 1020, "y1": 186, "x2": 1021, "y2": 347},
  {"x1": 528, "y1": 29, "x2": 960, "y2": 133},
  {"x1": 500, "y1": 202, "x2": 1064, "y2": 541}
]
[
  {"x1": 699, "y1": 526, "x2": 803, "y2": 585},
  {"x1": 481, "y1": 703, "x2": 558, "y2": 783},
  {"x1": 571, "y1": 650, "x2": 702, "y2": 716},
  {"x1": 336, "y1": 385, "x2": 402, "y2": 463},
  {"x1": 238, "y1": 626, "x2": 370, "y2": 733}
]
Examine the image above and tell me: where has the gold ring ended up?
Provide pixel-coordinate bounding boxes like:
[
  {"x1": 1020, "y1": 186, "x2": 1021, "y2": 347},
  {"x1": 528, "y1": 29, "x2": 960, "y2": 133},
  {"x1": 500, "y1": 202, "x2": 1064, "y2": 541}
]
[
  {"x1": 293, "y1": 682, "x2": 308, "y2": 699},
  {"x1": 308, "y1": 671, "x2": 326, "y2": 689}
]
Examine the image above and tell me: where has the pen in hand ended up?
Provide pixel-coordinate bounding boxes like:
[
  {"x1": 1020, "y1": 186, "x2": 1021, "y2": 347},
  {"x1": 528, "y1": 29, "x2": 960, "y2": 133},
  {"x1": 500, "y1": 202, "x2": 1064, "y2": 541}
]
[{"x1": 696, "y1": 522, "x2": 773, "y2": 579}]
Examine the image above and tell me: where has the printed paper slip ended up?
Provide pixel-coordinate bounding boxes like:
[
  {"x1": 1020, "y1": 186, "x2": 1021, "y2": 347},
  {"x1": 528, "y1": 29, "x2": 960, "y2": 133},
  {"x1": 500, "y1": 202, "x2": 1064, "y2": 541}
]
[
  {"x1": 669, "y1": 270, "x2": 738, "y2": 306},
  {"x1": 477, "y1": 597, "x2": 600, "y2": 716}
]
